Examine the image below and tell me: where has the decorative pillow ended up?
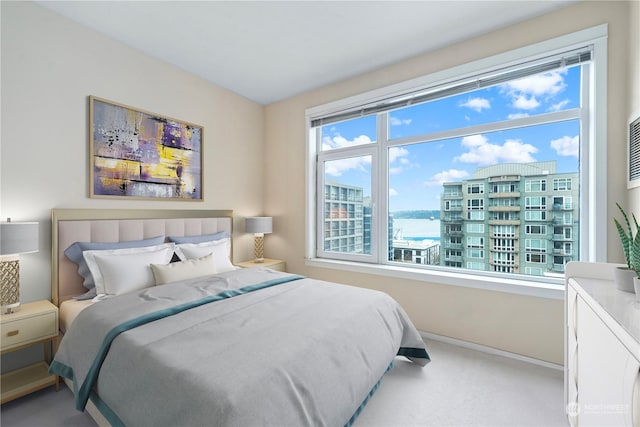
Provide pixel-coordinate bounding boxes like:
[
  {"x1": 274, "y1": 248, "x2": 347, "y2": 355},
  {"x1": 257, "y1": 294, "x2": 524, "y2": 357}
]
[
  {"x1": 83, "y1": 243, "x2": 174, "y2": 300},
  {"x1": 174, "y1": 238, "x2": 235, "y2": 273},
  {"x1": 64, "y1": 236, "x2": 166, "y2": 295},
  {"x1": 168, "y1": 231, "x2": 229, "y2": 244},
  {"x1": 151, "y1": 253, "x2": 217, "y2": 285}
]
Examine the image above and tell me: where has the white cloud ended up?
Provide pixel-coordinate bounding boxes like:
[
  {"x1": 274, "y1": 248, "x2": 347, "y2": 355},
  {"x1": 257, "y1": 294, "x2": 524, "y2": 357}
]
[
  {"x1": 389, "y1": 146, "x2": 409, "y2": 163},
  {"x1": 550, "y1": 135, "x2": 579, "y2": 157},
  {"x1": 501, "y1": 69, "x2": 567, "y2": 111},
  {"x1": 508, "y1": 113, "x2": 530, "y2": 120},
  {"x1": 424, "y1": 169, "x2": 470, "y2": 187},
  {"x1": 321, "y1": 134, "x2": 373, "y2": 151},
  {"x1": 389, "y1": 188, "x2": 398, "y2": 197},
  {"x1": 324, "y1": 156, "x2": 371, "y2": 177},
  {"x1": 460, "y1": 97, "x2": 491, "y2": 112},
  {"x1": 388, "y1": 146, "x2": 412, "y2": 175},
  {"x1": 455, "y1": 134, "x2": 538, "y2": 166},
  {"x1": 512, "y1": 95, "x2": 540, "y2": 110},
  {"x1": 503, "y1": 70, "x2": 567, "y2": 97},
  {"x1": 389, "y1": 116, "x2": 412, "y2": 126},
  {"x1": 549, "y1": 99, "x2": 570, "y2": 112}
]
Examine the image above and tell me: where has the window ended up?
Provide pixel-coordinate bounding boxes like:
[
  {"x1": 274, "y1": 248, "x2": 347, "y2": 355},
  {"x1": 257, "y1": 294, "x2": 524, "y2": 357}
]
[
  {"x1": 467, "y1": 249, "x2": 484, "y2": 259},
  {"x1": 525, "y1": 239, "x2": 547, "y2": 252},
  {"x1": 553, "y1": 178, "x2": 572, "y2": 191},
  {"x1": 466, "y1": 223, "x2": 485, "y2": 233},
  {"x1": 307, "y1": 26, "x2": 607, "y2": 291},
  {"x1": 525, "y1": 179, "x2": 547, "y2": 192},
  {"x1": 467, "y1": 184, "x2": 484, "y2": 194},
  {"x1": 467, "y1": 236, "x2": 484, "y2": 248},
  {"x1": 493, "y1": 225, "x2": 515, "y2": 237},
  {"x1": 525, "y1": 197, "x2": 547, "y2": 210},
  {"x1": 526, "y1": 225, "x2": 547, "y2": 235},
  {"x1": 526, "y1": 253, "x2": 547, "y2": 263}
]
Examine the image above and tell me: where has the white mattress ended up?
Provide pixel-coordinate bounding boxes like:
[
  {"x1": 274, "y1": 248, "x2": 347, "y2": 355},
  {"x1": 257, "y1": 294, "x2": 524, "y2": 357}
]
[{"x1": 59, "y1": 299, "x2": 93, "y2": 334}]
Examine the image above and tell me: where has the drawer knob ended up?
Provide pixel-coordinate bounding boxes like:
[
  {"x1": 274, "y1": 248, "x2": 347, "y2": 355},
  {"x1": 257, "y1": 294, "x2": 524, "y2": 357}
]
[{"x1": 7, "y1": 330, "x2": 19, "y2": 337}]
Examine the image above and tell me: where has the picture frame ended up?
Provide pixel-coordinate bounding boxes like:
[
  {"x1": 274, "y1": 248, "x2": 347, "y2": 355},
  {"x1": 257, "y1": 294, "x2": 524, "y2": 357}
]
[{"x1": 89, "y1": 96, "x2": 203, "y2": 201}]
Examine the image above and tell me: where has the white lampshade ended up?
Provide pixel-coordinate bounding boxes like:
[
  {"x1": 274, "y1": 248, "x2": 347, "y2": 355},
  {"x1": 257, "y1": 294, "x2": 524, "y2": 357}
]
[
  {"x1": 1, "y1": 221, "x2": 39, "y2": 255},
  {"x1": 245, "y1": 217, "x2": 272, "y2": 234}
]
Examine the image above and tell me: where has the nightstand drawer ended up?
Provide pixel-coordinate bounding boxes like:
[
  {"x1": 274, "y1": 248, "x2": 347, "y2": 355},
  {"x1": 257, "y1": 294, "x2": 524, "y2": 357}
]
[
  {"x1": 1, "y1": 311, "x2": 57, "y2": 350},
  {"x1": 235, "y1": 258, "x2": 286, "y2": 272}
]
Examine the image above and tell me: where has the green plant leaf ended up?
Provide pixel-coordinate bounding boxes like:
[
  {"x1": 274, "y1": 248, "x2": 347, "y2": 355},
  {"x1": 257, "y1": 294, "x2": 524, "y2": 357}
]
[{"x1": 615, "y1": 203, "x2": 634, "y2": 268}]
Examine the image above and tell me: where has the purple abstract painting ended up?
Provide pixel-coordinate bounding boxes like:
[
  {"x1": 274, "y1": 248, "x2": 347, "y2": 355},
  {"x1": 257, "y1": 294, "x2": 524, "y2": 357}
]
[{"x1": 90, "y1": 96, "x2": 203, "y2": 200}]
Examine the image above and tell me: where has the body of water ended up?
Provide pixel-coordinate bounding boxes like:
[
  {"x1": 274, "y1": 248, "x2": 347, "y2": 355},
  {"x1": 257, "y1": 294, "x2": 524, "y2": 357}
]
[{"x1": 392, "y1": 218, "x2": 441, "y2": 241}]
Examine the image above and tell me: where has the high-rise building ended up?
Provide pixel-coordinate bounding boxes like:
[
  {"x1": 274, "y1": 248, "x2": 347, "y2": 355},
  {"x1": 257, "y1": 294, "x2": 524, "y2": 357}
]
[
  {"x1": 440, "y1": 161, "x2": 579, "y2": 276},
  {"x1": 323, "y1": 182, "x2": 365, "y2": 253}
]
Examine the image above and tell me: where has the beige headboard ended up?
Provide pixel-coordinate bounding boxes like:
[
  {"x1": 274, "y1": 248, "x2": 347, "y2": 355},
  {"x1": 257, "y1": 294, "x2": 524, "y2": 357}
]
[{"x1": 51, "y1": 209, "x2": 233, "y2": 306}]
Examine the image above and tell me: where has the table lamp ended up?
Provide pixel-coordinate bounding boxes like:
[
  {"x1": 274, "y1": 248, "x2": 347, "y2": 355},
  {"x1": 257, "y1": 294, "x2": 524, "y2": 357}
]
[
  {"x1": 1, "y1": 219, "x2": 39, "y2": 314},
  {"x1": 245, "y1": 217, "x2": 272, "y2": 263}
]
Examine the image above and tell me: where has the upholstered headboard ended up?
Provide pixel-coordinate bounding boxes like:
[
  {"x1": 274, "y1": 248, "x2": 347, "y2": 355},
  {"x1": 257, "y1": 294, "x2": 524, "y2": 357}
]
[{"x1": 51, "y1": 209, "x2": 233, "y2": 306}]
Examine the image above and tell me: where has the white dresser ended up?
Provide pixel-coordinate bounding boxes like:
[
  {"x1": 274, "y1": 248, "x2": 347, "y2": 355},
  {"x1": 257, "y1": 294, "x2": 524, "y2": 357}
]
[{"x1": 565, "y1": 262, "x2": 640, "y2": 427}]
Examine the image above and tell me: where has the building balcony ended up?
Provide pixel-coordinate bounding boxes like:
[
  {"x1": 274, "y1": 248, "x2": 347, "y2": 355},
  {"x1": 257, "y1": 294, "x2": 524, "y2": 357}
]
[
  {"x1": 488, "y1": 191, "x2": 520, "y2": 198},
  {"x1": 488, "y1": 175, "x2": 520, "y2": 183},
  {"x1": 552, "y1": 203, "x2": 573, "y2": 211},
  {"x1": 552, "y1": 218, "x2": 572, "y2": 225},
  {"x1": 488, "y1": 220, "x2": 520, "y2": 226},
  {"x1": 491, "y1": 247, "x2": 519, "y2": 253},
  {"x1": 444, "y1": 206, "x2": 463, "y2": 211},
  {"x1": 553, "y1": 249, "x2": 573, "y2": 256},
  {"x1": 443, "y1": 242, "x2": 463, "y2": 249},
  {"x1": 445, "y1": 230, "x2": 463, "y2": 237},
  {"x1": 489, "y1": 261, "x2": 519, "y2": 268},
  {"x1": 487, "y1": 206, "x2": 520, "y2": 212},
  {"x1": 552, "y1": 263, "x2": 567, "y2": 272},
  {"x1": 443, "y1": 255, "x2": 463, "y2": 262},
  {"x1": 552, "y1": 234, "x2": 572, "y2": 241},
  {"x1": 442, "y1": 193, "x2": 463, "y2": 199},
  {"x1": 442, "y1": 217, "x2": 463, "y2": 223}
]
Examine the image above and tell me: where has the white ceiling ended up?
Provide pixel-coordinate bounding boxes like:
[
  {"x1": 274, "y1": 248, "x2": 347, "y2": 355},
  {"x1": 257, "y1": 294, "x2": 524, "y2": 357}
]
[{"x1": 36, "y1": 1, "x2": 576, "y2": 105}]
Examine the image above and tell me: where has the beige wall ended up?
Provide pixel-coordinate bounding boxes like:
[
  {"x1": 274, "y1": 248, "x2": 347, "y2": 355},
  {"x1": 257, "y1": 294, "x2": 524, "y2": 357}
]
[
  {"x1": 265, "y1": 1, "x2": 632, "y2": 365},
  {"x1": 0, "y1": 1, "x2": 265, "y2": 304}
]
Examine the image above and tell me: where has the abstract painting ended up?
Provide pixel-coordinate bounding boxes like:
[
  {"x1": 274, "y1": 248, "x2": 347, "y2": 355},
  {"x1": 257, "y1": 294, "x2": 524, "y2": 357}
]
[{"x1": 90, "y1": 96, "x2": 203, "y2": 200}]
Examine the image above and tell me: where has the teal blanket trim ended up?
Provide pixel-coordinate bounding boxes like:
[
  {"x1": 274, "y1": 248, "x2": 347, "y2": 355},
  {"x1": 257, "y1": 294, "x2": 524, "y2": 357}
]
[
  {"x1": 49, "y1": 360, "x2": 73, "y2": 380},
  {"x1": 344, "y1": 360, "x2": 395, "y2": 427},
  {"x1": 49, "y1": 360, "x2": 125, "y2": 426},
  {"x1": 90, "y1": 390, "x2": 126, "y2": 427},
  {"x1": 72, "y1": 274, "x2": 305, "y2": 412},
  {"x1": 397, "y1": 346, "x2": 430, "y2": 361}
]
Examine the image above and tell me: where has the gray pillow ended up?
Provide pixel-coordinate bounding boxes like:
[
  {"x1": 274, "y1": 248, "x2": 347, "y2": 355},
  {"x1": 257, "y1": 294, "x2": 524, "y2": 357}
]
[
  {"x1": 168, "y1": 231, "x2": 229, "y2": 244},
  {"x1": 64, "y1": 236, "x2": 166, "y2": 296}
]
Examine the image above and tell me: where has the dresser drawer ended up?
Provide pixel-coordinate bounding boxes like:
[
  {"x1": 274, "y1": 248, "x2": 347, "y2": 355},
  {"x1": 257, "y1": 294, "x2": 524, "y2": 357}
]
[{"x1": 1, "y1": 310, "x2": 57, "y2": 350}]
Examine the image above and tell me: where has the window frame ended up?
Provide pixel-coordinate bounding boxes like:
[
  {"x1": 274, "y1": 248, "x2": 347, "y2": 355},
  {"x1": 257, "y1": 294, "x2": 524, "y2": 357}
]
[{"x1": 305, "y1": 25, "x2": 608, "y2": 300}]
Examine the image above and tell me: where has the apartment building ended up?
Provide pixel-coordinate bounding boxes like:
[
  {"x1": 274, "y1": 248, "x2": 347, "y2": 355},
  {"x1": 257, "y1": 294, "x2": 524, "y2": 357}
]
[{"x1": 441, "y1": 161, "x2": 579, "y2": 277}]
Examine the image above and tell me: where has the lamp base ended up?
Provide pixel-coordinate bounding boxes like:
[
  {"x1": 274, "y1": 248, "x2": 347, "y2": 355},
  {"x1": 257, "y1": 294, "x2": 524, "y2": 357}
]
[
  {"x1": 254, "y1": 234, "x2": 265, "y2": 263},
  {"x1": 2, "y1": 302, "x2": 20, "y2": 314},
  {"x1": 1, "y1": 256, "x2": 21, "y2": 314}
]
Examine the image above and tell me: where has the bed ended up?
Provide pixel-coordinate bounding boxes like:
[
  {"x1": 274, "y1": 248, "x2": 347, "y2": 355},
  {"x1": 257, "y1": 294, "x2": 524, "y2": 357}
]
[{"x1": 49, "y1": 208, "x2": 430, "y2": 427}]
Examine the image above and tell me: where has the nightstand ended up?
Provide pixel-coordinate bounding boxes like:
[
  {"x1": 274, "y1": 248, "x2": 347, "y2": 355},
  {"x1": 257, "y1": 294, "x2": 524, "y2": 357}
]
[
  {"x1": 1, "y1": 300, "x2": 59, "y2": 404},
  {"x1": 236, "y1": 258, "x2": 286, "y2": 272}
]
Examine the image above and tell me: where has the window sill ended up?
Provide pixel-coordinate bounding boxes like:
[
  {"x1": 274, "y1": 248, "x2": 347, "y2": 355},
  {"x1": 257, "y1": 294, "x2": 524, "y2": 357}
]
[{"x1": 304, "y1": 258, "x2": 564, "y2": 300}]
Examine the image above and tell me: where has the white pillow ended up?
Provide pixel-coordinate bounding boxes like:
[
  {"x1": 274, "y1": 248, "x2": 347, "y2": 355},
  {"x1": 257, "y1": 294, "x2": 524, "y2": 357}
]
[
  {"x1": 174, "y1": 238, "x2": 235, "y2": 273},
  {"x1": 151, "y1": 253, "x2": 217, "y2": 285},
  {"x1": 83, "y1": 243, "x2": 175, "y2": 299}
]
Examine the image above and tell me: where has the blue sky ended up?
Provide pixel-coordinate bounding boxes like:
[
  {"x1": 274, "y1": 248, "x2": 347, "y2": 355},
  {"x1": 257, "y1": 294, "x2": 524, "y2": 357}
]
[{"x1": 322, "y1": 65, "x2": 581, "y2": 212}]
